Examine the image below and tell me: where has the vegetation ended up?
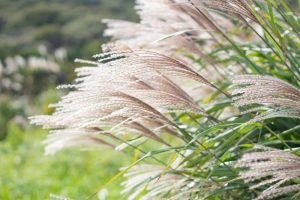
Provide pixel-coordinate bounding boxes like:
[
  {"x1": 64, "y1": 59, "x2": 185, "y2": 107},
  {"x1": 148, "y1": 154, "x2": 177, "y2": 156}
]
[
  {"x1": 0, "y1": 124, "x2": 130, "y2": 200},
  {"x1": 32, "y1": 0, "x2": 300, "y2": 200},
  {"x1": 1, "y1": 0, "x2": 300, "y2": 200}
]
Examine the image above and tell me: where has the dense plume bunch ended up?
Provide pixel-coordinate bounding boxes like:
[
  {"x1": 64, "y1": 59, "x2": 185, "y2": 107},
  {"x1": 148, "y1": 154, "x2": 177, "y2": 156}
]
[
  {"x1": 31, "y1": 49, "x2": 222, "y2": 153},
  {"x1": 123, "y1": 164, "x2": 212, "y2": 200},
  {"x1": 122, "y1": 153, "x2": 215, "y2": 200},
  {"x1": 197, "y1": 0, "x2": 259, "y2": 22},
  {"x1": 231, "y1": 75, "x2": 300, "y2": 120},
  {"x1": 103, "y1": 0, "x2": 237, "y2": 80},
  {"x1": 236, "y1": 146, "x2": 300, "y2": 200}
]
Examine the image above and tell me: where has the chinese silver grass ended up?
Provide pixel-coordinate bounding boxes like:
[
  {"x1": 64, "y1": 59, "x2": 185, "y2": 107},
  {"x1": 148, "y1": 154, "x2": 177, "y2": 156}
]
[
  {"x1": 26, "y1": 0, "x2": 300, "y2": 199},
  {"x1": 91, "y1": 50, "x2": 223, "y2": 93},
  {"x1": 103, "y1": 0, "x2": 234, "y2": 80},
  {"x1": 231, "y1": 75, "x2": 300, "y2": 121},
  {"x1": 122, "y1": 163, "x2": 214, "y2": 200},
  {"x1": 103, "y1": 19, "x2": 204, "y2": 58},
  {"x1": 31, "y1": 91, "x2": 176, "y2": 147},
  {"x1": 31, "y1": 48, "x2": 221, "y2": 152},
  {"x1": 197, "y1": 0, "x2": 259, "y2": 22},
  {"x1": 134, "y1": 0, "x2": 233, "y2": 34},
  {"x1": 44, "y1": 129, "x2": 115, "y2": 155},
  {"x1": 236, "y1": 146, "x2": 300, "y2": 200}
]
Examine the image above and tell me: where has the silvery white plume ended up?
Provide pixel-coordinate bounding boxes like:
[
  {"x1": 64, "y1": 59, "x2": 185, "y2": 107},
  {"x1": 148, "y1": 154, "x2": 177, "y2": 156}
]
[
  {"x1": 231, "y1": 75, "x2": 300, "y2": 121},
  {"x1": 197, "y1": 0, "x2": 259, "y2": 22},
  {"x1": 44, "y1": 129, "x2": 115, "y2": 155},
  {"x1": 103, "y1": 0, "x2": 235, "y2": 81},
  {"x1": 236, "y1": 146, "x2": 300, "y2": 200},
  {"x1": 31, "y1": 48, "x2": 221, "y2": 153}
]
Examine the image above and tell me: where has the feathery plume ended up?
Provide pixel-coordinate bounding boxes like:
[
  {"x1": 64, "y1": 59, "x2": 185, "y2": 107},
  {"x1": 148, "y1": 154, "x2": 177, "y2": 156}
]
[
  {"x1": 31, "y1": 48, "x2": 220, "y2": 152},
  {"x1": 231, "y1": 75, "x2": 300, "y2": 120},
  {"x1": 122, "y1": 155, "x2": 214, "y2": 200},
  {"x1": 104, "y1": 0, "x2": 233, "y2": 50},
  {"x1": 197, "y1": 0, "x2": 259, "y2": 22},
  {"x1": 236, "y1": 146, "x2": 300, "y2": 200},
  {"x1": 103, "y1": 0, "x2": 234, "y2": 81},
  {"x1": 43, "y1": 129, "x2": 115, "y2": 155}
]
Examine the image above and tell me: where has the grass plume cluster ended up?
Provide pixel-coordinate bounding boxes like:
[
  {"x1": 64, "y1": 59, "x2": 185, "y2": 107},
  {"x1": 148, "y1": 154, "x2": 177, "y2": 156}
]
[{"x1": 32, "y1": 0, "x2": 300, "y2": 199}]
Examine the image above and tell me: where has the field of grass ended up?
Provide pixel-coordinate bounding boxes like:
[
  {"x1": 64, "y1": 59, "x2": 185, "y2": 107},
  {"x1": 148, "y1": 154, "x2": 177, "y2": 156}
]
[{"x1": 0, "y1": 123, "x2": 130, "y2": 200}]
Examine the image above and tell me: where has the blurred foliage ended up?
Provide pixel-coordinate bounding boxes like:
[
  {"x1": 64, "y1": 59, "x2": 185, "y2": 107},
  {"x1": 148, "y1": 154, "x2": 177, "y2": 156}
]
[
  {"x1": 0, "y1": 97, "x2": 23, "y2": 140},
  {"x1": 0, "y1": 0, "x2": 137, "y2": 60},
  {"x1": 0, "y1": 125, "x2": 129, "y2": 200},
  {"x1": 0, "y1": 0, "x2": 135, "y2": 198}
]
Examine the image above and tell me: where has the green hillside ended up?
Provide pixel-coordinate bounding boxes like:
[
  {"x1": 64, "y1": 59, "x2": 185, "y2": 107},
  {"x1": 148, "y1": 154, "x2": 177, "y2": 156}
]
[{"x1": 0, "y1": 0, "x2": 136, "y2": 60}]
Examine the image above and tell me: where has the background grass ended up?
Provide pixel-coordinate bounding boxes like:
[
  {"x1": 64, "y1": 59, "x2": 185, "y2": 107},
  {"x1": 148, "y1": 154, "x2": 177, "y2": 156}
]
[{"x1": 0, "y1": 122, "x2": 130, "y2": 200}]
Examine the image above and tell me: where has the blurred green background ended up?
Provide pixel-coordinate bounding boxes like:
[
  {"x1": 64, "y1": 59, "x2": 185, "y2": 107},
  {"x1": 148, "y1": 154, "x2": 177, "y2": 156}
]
[{"x1": 0, "y1": 0, "x2": 136, "y2": 199}]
